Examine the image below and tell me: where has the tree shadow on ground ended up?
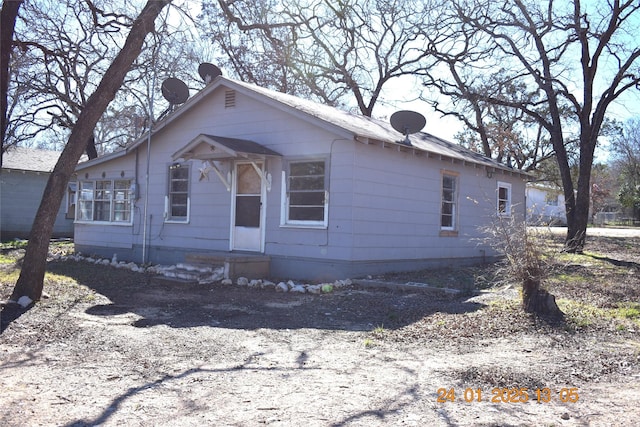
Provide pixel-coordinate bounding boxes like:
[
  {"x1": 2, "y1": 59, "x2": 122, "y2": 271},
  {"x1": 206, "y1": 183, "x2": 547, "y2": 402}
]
[
  {"x1": 46, "y1": 260, "x2": 485, "y2": 332},
  {"x1": 60, "y1": 352, "x2": 291, "y2": 427},
  {"x1": 0, "y1": 303, "x2": 31, "y2": 334},
  {"x1": 584, "y1": 253, "x2": 640, "y2": 270},
  {"x1": 61, "y1": 351, "x2": 423, "y2": 427}
]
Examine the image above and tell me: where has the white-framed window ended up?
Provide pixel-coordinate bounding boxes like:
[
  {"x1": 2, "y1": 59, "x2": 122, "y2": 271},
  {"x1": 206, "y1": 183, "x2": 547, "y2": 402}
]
[
  {"x1": 166, "y1": 163, "x2": 190, "y2": 222},
  {"x1": 441, "y1": 171, "x2": 458, "y2": 231},
  {"x1": 66, "y1": 182, "x2": 77, "y2": 219},
  {"x1": 77, "y1": 179, "x2": 132, "y2": 223},
  {"x1": 545, "y1": 192, "x2": 559, "y2": 206},
  {"x1": 281, "y1": 159, "x2": 328, "y2": 227},
  {"x1": 497, "y1": 181, "x2": 512, "y2": 216}
]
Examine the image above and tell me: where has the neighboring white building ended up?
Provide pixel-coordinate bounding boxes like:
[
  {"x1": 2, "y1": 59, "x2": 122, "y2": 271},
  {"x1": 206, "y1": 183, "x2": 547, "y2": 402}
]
[
  {"x1": 526, "y1": 183, "x2": 567, "y2": 225},
  {"x1": 73, "y1": 76, "x2": 529, "y2": 280}
]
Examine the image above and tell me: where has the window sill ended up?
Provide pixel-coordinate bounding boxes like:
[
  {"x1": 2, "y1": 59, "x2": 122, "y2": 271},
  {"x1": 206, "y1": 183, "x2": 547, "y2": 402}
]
[
  {"x1": 164, "y1": 219, "x2": 190, "y2": 224},
  {"x1": 439, "y1": 230, "x2": 459, "y2": 237},
  {"x1": 74, "y1": 221, "x2": 132, "y2": 226},
  {"x1": 280, "y1": 223, "x2": 328, "y2": 230}
]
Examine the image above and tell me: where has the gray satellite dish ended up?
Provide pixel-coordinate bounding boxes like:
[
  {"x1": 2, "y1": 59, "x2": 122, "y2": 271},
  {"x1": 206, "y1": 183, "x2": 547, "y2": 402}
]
[
  {"x1": 198, "y1": 63, "x2": 222, "y2": 83},
  {"x1": 161, "y1": 77, "x2": 189, "y2": 105},
  {"x1": 390, "y1": 110, "x2": 426, "y2": 145}
]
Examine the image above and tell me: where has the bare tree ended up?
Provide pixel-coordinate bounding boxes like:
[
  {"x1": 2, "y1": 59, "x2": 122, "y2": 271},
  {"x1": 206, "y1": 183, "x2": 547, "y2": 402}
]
[
  {"x1": 422, "y1": 0, "x2": 640, "y2": 253},
  {"x1": 0, "y1": 0, "x2": 24, "y2": 166},
  {"x1": 6, "y1": 0, "x2": 199, "y2": 156},
  {"x1": 453, "y1": 98, "x2": 557, "y2": 172},
  {"x1": 8, "y1": 0, "x2": 137, "y2": 157},
  {"x1": 611, "y1": 118, "x2": 640, "y2": 219},
  {"x1": 201, "y1": 0, "x2": 435, "y2": 117},
  {"x1": 10, "y1": 0, "x2": 172, "y2": 302}
]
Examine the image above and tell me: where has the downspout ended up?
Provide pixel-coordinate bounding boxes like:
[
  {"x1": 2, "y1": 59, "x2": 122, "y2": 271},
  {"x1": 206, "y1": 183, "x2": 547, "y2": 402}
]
[
  {"x1": 142, "y1": 99, "x2": 153, "y2": 264},
  {"x1": 142, "y1": 6, "x2": 170, "y2": 264}
]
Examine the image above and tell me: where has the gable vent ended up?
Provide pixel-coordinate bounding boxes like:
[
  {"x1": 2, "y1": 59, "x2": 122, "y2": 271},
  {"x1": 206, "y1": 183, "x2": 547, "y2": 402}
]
[{"x1": 225, "y1": 90, "x2": 236, "y2": 108}]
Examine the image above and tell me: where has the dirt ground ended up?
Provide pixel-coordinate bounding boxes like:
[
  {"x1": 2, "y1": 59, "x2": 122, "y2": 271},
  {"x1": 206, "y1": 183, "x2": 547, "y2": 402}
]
[{"x1": 1, "y1": 231, "x2": 640, "y2": 426}]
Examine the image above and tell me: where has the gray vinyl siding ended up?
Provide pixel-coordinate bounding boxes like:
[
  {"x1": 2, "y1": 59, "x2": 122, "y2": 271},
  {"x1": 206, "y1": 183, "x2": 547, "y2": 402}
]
[
  {"x1": 73, "y1": 81, "x2": 527, "y2": 277},
  {"x1": 0, "y1": 170, "x2": 73, "y2": 240},
  {"x1": 345, "y1": 142, "x2": 508, "y2": 262}
]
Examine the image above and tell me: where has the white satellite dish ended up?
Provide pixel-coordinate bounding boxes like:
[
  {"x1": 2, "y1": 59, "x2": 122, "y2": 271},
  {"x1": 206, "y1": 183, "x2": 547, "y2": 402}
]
[
  {"x1": 198, "y1": 63, "x2": 222, "y2": 84},
  {"x1": 390, "y1": 110, "x2": 426, "y2": 145},
  {"x1": 161, "y1": 78, "x2": 189, "y2": 105}
]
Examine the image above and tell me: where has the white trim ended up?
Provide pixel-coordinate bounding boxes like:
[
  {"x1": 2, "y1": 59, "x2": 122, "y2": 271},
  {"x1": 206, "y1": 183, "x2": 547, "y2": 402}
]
[
  {"x1": 230, "y1": 160, "x2": 266, "y2": 252},
  {"x1": 165, "y1": 163, "x2": 191, "y2": 223},
  {"x1": 280, "y1": 158, "x2": 329, "y2": 229},
  {"x1": 164, "y1": 196, "x2": 191, "y2": 224},
  {"x1": 73, "y1": 220, "x2": 133, "y2": 227},
  {"x1": 440, "y1": 172, "x2": 458, "y2": 231},
  {"x1": 497, "y1": 181, "x2": 512, "y2": 217},
  {"x1": 75, "y1": 179, "x2": 133, "y2": 224}
]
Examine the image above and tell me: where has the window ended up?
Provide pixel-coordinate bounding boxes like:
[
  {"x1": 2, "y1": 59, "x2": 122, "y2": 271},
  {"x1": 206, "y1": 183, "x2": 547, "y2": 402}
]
[
  {"x1": 94, "y1": 181, "x2": 112, "y2": 221},
  {"x1": 441, "y1": 173, "x2": 458, "y2": 230},
  {"x1": 77, "y1": 180, "x2": 131, "y2": 223},
  {"x1": 545, "y1": 192, "x2": 558, "y2": 206},
  {"x1": 113, "y1": 181, "x2": 132, "y2": 221},
  {"x1": 282, "y1": 160, "x2": 327, "y2": 227},
  {"x1": 167, "y1": 163, "x2": 190, "y2": 221},
  {"x1": 78, "y1": 181, "x2": 94, "y2": 221},
  {"x1": 498, "y1": 182, "x2": 512, "y2": 216},
  {"x1": 66, "y1": 183, "x2": 77, "y2": 219}
]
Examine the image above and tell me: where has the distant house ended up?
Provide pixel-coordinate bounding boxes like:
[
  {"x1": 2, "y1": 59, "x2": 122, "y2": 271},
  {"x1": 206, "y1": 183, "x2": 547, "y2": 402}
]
[
  {"x1": 73, "y1": 76, "x2": 529, "y2": 280},
  {"x1": 526, "y1": 183, "x2": 567, "y2": 225},
  {"x1": 1, "y1": 147, "x2": 76, "y2": 240}
]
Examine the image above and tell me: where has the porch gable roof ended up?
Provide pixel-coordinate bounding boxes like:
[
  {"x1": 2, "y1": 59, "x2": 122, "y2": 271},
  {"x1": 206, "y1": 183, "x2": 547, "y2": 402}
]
[{"x1": 171, "y1": 134, "x2": 281, "y2": 161}]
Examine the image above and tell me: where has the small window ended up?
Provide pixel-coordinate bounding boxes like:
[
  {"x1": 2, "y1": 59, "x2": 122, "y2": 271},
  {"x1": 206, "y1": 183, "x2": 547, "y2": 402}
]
[
  {"x1": 545, "y1": 192, "x2": 558, "y2": 206},
  {"x1": 282, "y1": 159, "x2": 328, "y2": 227},
  {"x1": 113, "y1": 180, "x2": 132, "y2": 222},
  {"x1": 94, "y1": 181, "x2": 112, "y2": 221},
  {"x1": 78, "y1": 181, "x2": 94, "y2": 221},
  {"x1": 498, "y1": 182, "x2": 512, "y2": 216},
  {"x1": 441, "y1": 173, "x2": 458, "y2": 230},
  {"x1": 66, "y1": 182, "x2": 77, "y2": 219},
  {"x1": 167, "y1": 163, "x2": 190, "y2": 222}
]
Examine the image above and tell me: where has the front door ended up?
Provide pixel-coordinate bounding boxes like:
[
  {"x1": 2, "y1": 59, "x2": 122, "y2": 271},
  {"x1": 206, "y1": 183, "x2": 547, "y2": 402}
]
[{"x1": 231, "y1": 162, "x2": 264, "y2": 251}]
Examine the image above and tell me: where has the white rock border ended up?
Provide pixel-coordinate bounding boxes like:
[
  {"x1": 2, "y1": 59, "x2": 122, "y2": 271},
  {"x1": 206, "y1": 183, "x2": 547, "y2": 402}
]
[{"x1": 51, "y1": 253, "x2": 352, "y2": 293}]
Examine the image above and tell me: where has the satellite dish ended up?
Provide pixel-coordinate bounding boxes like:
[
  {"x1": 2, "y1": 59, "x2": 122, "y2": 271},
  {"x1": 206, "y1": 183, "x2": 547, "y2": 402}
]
[
  {"x1": 161, "y1": 78, "x2": 189, "y2": 105},
  {"x1": 198, "y1": 63, "x2": 222, "y2": 84},
  {"x1": 390, "y1": 110, "x2": 426, "y2": 145}
]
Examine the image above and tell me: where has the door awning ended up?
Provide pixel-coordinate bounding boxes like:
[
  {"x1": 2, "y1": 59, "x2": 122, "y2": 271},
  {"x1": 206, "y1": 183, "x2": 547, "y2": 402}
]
[{"x1": 171, "y1": 134, "x2": 281, "y2": 161}]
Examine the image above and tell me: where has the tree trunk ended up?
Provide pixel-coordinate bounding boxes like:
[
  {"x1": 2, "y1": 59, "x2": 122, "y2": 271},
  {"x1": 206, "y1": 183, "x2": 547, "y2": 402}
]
[
  {"x1": 1, "y1": 0, "x2": 24, "y2": 166},
  {"x1": 86, "y1": 134, "x2": 98, "y2": 160},
  {"x1": 522, "y1": 278, "x2": 563, "y2": 319},
  {"x1": 565, "y1": 125, "x2": 597, "y2": 253},
  {"x1": 10, "y1": 0, "x2": 171, "y2": 302}
]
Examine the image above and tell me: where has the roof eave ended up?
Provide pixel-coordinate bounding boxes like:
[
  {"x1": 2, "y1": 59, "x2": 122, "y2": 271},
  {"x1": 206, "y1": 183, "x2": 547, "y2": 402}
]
[{"x1": 355, "y1": 136, "x2": 532, "y2": 180}]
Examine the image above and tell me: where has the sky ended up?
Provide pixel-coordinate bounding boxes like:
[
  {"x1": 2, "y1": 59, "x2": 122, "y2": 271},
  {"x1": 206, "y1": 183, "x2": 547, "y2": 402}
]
[
  {"x1": 13, "y1": 0, "x2": 640, "y2": 162},
  {"x1": 170, "y1": 0, "x2": 640, "y2": 151}
]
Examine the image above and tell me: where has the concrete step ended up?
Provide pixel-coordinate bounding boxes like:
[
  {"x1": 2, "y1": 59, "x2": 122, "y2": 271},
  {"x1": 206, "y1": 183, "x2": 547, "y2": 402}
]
[
  {"x1": 155, "y1": 263, "x2": 224, "y2": 284},
  {"x1": 184, "y1": 253, "x2": 270, "y2": 280}
]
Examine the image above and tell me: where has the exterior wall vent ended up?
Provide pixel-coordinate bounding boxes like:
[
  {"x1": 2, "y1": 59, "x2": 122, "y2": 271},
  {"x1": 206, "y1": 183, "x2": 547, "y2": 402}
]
[{"x1": 225, "y1": 90, "x2": 236, "y2": 108}]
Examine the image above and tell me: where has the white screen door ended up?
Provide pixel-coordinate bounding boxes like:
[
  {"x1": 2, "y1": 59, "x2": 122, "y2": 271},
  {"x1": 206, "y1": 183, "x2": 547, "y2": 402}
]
[{"x1": 232, "y1": 162, "x2": 263, "y2": 251}]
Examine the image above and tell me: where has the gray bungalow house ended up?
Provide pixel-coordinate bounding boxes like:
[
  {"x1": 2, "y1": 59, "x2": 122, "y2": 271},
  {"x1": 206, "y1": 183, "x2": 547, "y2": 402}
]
[
  {"x1": 73, "y1": 76, "x2": 529, "y2": 280},
  {"x1": 1, "y1": 147, "x2": 76, "y2": 240}
]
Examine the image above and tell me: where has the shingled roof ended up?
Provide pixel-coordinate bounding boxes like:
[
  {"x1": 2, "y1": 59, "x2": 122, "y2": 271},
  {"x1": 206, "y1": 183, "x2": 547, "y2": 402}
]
[
  {"x1": 2, "y1": 147, "x2": 62, "y2": 172},
  {"x1": 77, "y1": 76, "x2": 530, "y2": 178}
]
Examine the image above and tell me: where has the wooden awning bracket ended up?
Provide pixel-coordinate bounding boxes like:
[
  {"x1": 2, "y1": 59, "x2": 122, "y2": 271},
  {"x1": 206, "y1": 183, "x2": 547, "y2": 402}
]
[
  {"x1": 199, "y1": 160, "x2": 231, "y2": 191},
  {"x1": 250, "y1": 161, "x2": 272, "y2": 191}
]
